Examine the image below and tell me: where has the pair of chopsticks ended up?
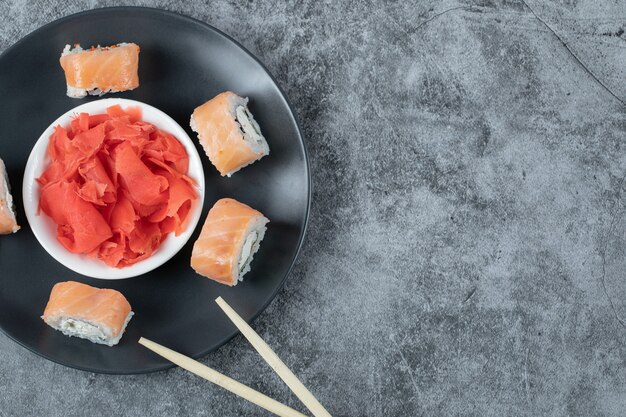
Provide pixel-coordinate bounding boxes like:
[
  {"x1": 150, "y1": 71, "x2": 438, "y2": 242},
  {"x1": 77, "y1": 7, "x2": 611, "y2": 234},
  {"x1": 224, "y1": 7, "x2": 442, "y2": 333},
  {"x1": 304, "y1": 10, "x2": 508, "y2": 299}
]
[{"x1": 139, "y1": 297, "x2": 331, "y2": 417}]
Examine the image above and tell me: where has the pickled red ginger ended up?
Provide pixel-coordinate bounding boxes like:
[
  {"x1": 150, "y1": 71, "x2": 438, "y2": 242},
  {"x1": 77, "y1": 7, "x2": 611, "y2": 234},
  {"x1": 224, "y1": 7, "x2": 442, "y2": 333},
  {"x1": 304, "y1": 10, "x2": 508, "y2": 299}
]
[{"x1": 37, "y1": 105, "x2": 197, "y2": 268}]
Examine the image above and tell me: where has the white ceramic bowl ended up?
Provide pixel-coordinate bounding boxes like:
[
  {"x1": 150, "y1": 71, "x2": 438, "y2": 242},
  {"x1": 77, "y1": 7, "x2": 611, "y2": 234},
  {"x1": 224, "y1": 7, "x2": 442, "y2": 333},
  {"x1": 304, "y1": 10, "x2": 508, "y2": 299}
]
[{"x1": 23, "y1": 98, "x2": 205, "y2": 279}]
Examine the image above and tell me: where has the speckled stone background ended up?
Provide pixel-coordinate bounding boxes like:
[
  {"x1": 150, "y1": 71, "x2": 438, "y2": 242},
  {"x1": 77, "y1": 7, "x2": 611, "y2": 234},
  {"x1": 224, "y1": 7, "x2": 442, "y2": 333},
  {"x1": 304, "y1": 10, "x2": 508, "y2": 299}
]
[{"x1": 1, "y1": 0, "x2": 626, "y2": 416}]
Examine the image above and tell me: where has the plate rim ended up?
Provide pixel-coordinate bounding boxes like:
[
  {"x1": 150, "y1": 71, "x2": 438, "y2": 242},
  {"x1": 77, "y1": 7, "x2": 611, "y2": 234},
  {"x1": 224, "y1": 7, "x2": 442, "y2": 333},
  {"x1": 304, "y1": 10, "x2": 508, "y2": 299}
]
[{"x1": 0, "y1": 5, "x2": 311, "y2": 374}]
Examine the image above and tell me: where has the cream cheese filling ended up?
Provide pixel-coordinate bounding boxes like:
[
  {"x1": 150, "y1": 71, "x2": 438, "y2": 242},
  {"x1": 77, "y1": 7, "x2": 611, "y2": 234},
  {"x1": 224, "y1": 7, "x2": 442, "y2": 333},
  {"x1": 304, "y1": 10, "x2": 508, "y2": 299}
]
[
  {"x1": 1, "y1": 162, "x2": 18, "y2": 231},
  {"x1": 2, "y1": 175, "x2": 13, "y2": 217},
  {"x1": 235, "y1": 106, "x2": 263, "y2": 144},
  {"x1": 239, "y1": 231, "x2": 258, "y2": 272},
  {"x1": 59, "y1": 318, "x2": 107, "y2": 341}
]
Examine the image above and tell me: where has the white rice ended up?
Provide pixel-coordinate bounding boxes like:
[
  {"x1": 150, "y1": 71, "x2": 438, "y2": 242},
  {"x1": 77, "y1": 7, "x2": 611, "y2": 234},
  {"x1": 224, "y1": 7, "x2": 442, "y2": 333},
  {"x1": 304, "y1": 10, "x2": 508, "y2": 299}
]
[
  {"x1": 222, "y1": 95, "x2": 270, "y2": 177},
  {"x1": 44, "y1": 311, "x2": 134, "y2": 347},
  {"x1": 0, "y1": 158, "x2": 19, "y2": 233},
  {"x1": 231, "y1": 95, "x2": 270, "y2": 159},
  {"x1": 233, "y1": 215, "x2": 269, "y2": 285},
  {"x1": 61, "y1": 43, "x2": 130, "y2": 56}
]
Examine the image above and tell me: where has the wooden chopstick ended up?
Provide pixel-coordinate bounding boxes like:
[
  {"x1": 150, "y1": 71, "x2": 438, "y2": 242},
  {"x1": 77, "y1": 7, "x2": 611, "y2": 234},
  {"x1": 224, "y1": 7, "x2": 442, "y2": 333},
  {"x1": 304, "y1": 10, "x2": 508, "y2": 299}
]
[
  {"x1": 215, "y1": 297, "x2": 332, "y2": 417},
  {"x1": 138, "y1": 337, "x2": 307, "y2": 417}
]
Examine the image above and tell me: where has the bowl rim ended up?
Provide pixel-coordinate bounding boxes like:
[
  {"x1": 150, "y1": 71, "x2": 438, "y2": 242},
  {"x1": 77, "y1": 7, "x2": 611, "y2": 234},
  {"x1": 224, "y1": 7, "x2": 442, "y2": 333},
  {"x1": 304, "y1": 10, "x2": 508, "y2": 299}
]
[{"x1": 22, "y1": 97, "x2": 206, "y2": 279}]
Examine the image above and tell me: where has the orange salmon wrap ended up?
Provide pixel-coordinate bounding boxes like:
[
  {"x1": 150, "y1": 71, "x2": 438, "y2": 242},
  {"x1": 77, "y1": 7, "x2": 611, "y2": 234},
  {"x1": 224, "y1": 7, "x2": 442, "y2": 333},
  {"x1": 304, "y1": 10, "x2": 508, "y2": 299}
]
[
  {"x1": 42, "y1": 281, "x2": 133, "y2": 346},
  {"x1": 190, "y1": 92, "x2": 269, "y2": 176},
  {"x1": 60, "y1": 43, "x2": 140, "y2": 98},
  {"x1": 191, "y1": 198, "x2": 268, "y2": 286}
]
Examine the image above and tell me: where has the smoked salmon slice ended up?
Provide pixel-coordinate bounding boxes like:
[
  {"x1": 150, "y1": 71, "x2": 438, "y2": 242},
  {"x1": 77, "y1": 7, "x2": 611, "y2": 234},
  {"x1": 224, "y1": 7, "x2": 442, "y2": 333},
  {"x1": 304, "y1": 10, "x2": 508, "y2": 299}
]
[
  {"x1": 42, "y1": 281, "x2": 133, "y2": 346},
  {"x1": 191, "y1": 198, "x2": 268, "y2": 286},
  {"x1": 190, "y1": 92, "x2": 269, "y2": 176},
  {"x1": 60, "y1": 43, "x2": 140, "y2": 98},
  {"x1": 37, "y1": 105, "x2": 197, "y2": 268}
]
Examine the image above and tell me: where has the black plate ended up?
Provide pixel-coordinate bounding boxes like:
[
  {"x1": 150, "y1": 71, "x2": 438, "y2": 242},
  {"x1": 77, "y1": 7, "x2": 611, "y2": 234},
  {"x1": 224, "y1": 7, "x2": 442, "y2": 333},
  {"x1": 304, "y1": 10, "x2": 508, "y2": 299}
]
[{"x1": 0, "y1": 7, "x2": 309, "y2": 374}]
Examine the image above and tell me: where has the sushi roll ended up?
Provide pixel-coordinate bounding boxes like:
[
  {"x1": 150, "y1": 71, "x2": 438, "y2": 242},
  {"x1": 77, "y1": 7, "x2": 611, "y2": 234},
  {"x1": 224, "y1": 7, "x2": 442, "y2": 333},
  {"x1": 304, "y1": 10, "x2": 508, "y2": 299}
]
[
  {"x1": 0, "y1": 157, "x2": 19, "y2": 234},
  {"x1": 190, "y1": 92, "x2": 269, "y2": 176},
  {"x1": 191, "y1": 198, "x2": 269, "y2": 286},
  {"x1": 41, "y1": 281, "x2": 133, "y2": 346},
  {"x1": 59, "y1": 43, "x2": 140, "y2": 98}
]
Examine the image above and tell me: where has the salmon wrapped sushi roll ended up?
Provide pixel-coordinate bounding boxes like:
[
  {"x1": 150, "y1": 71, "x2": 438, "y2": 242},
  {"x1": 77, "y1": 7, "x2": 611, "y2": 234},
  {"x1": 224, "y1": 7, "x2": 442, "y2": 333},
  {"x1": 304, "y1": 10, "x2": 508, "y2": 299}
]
[
  {"x1": 0, "y1": 158, "x2": 19, "y2": 234},
  {"x1": 59, "y1": 43, "x2": 140, "y2": 98},
  {"x1": 191, "y1": 198, "x2": 268, "y2": 286},
  {"x1": 42, "y1": 281, "x2": 133, "y2": 346},
  {"x1": 190, "y1": 92, "x2": 269, "y2": 176}
]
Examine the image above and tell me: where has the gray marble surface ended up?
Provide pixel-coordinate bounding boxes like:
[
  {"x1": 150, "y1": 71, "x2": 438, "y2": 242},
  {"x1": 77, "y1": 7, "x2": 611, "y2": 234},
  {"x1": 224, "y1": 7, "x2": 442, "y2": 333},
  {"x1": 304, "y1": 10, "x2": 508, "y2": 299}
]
[{"x1": 1, "y1": 0, "x2": 626, "y2": 416}]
